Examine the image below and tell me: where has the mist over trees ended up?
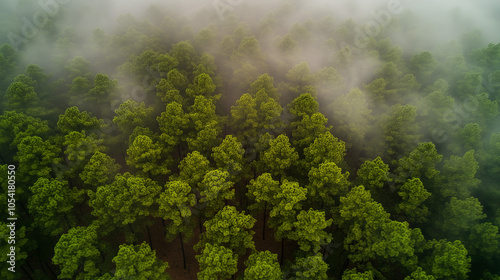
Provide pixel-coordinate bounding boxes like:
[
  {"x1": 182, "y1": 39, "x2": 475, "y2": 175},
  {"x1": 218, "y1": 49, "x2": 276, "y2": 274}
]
[{"x1": 1, "y1": 0, "x2": 500, "y2": 279}]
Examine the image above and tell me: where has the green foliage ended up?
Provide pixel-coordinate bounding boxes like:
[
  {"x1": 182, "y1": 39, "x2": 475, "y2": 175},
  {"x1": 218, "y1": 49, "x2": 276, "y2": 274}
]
[
  {"x1": 395, "y1": 142, "x2": 442, "y2": 184},
  {"x1": 29, "y1": 178, "x2": 83, "y2": 236},
  {"x1": 421, "y1": 239, "x2": 471, "y2": 279},
  {"x1": 52, "y1": 226, "x2": 102, "y2": 279},
  {"x1": 178, "y1": 151, "x2": 211, "y2": 188},
  {"x1": 113, "y1": 100, "x2": 154, "y2": 135},
  {"x1": 199, "y1": 170, "x2": 235, "y2": 218},
  {"x1": 269, "y1": 180, "x2": 307, "y2": 240},
  {"x1": 85, "y1": 73, "x2": 117, "y2": 103},
  {"x1": 244, "y1": 251, "x2": 282, "y2": 280},
  {"x1": 303, "y1": 132, "x2": 346, "y2": 172},
  {"x1": 212, "y1": 135, "x2": 245, "y2": 180},
  {"x1": 288, "y1": 93, "x2": 319, "y2": 118},
  {"x1": 396, "y1": 178, "x2": 431, "y2": 223},
  {"x1": 342, "y1": 268, "x2": 374, "y2": 280},
  {"x1": 157, "y1": 180, "x2": 196, "y2": 241},
  {"x1": 111, "y1": 242, "x2": 170, "y2": 280},
  {"x1": 439, "y1": 150, "x2": 480, "y2": 198},
  {"x1": 289, "y1": 253, "x2": 328, "y2": 280},
  {"x1": 466, "y1": 222, "x2": 500, "y2": 257},
  {"x1": 382, "y1": 104, "x2": 420, "y2": 162},
  {"x1": 291, "y1": 209, "x2": 333, "y2": 252},
  {"x1": 0, "y1": 111, "x2": 50, "y2": 152},
  {"x1": 248, "y1": 73, "x2": 279, "y2": 100},
  {"x1": 126, "y1": 135, "x2": 170, "y2": 176},
  {"x1": 440, "y1": 197, "x2": 486, "y2": 235},
  {"x1": 88, "y1": 173, "x2": 162, "y2": 226},
  {"x1": 246, "y1": 173, "x2": 280, "y2": 212},
  {"x1": 80, "y1": 151, "x2": 121, "y2": 189},
  {"x1": 404, "y1": 267, "x2": 436, "y2": 280},
  {"x1": 291, "y1": 112, "x2": 331, "y2": 151},
  {"x1": 197, "y1": 206, "x2": 256, "y2": 255},
  {"x1": 307, "y1": 161, "x2": 350, "y2": 206},
  {"x1": 15, "y1": 136, "x2": 62, "y2": 183},
  {"x1": 196, "y1": 243, "x2": 238, "y2": 280},
  {"x1": 158, "y1": 101, "x2": 189, "y2": 147},
  {"x1": 57, "y1": 106, "x2": 100, "y2": 134},
  {"x1": 260, "y1": 134, "x2": 299, "y2": 178},
  {"x1": 63, "y1": 131, "x2": 105, "y2": 176},
  {"x1": 357, "y1": 157, "x2": 390, "y2": 189}
]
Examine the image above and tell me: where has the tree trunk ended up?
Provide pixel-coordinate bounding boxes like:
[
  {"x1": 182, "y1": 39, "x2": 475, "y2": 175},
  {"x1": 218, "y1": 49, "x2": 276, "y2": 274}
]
[
  {"x1": 198, "y1": 216, "x2": 203, "y2": 234},
  {"x1": 280, "y1": 238, "x2": 285, "y2": 264},
  {"x1": 179, "y1": 232, "x2": 187, "y2": 270},
  {"x1": 147, "y1": 224, "x2": 153, "y2": 249},
  {"x1": 262, "y1": 202, "x2": 267, "y2": 240}
]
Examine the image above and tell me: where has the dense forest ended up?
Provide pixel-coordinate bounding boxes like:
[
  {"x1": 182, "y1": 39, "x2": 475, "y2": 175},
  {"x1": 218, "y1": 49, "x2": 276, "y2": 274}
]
[{"x1": 1, "y1": 0, "x2": 500, "y2": 279}]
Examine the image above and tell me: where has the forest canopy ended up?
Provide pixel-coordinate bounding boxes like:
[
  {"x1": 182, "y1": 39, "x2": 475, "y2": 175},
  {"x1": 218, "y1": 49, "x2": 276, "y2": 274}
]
[{"x1": 0, "y1": 0, "x2": 500, "y2": 279}]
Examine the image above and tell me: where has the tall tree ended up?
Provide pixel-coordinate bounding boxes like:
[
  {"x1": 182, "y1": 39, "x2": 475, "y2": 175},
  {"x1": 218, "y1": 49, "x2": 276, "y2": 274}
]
[
  {"x1": 244, "y1": 251, "x2": 282, "y2": 280},
  {"x1": 381, "y1": 104, "x2": 420, "y2": 163},
  {"x1": 396, "y1": 178, "x2": 432, "y2": 223},
  {"x1": 199, "y1": 170, "x2": 235, "y2": 219},
  {"x1": 15, "y1": 136, "x2": 62, "y2": 184},
  {"x1": 196, "y1": 206, "x2": 256, "y2": 256},
  {"x1": 126, "y1": 135, "x2": 170, "y2": 177},
  {"x1": 113, "y1": 99, "x2": 155, "y2": 136},
  {"x1": 196, "y1": 243, "x2": 238, "y2": 280},
  {"x1": 259, "y1": 134, "x2": 299, "y2": 179},
  {"x1": 302, "y1": 132, "x2": 346, "y2": 172},
  {"x1": 157, "y1": 180, "x2": 196, "y2": 269},
  {"x1": 420, "y1": 239, "x2": 470, "y2": 280},
  {"x1": 57, "y1": 106, "x2": 101, "y2": 134},
  {"x1": 80, "y1": 151, "x2": 121, "y2": 190},
  {"x1": 439, "y1": 150, "x2": 480, "y2": 199},
  {"x1": 288, "y1": 253, "x2": 329, "y2": 280},
  {"x1": 307, "y1": 161, "x2": 350, "y2": 207},
  {"x1": 212, "y1": 135, "x2": 245, "y2": 181},
  {"x1": 110, "y1": 242, "x2": 170, "y2": 280},
  {"x1": 52, "y1": 225, "x2": 102, "y2": 279},
  {"x1": 28, "y1": 178, "x2": 84, "y2": 236},
  {"x1": 291, "y1": 209, "x2": 333, "y2": 253}
]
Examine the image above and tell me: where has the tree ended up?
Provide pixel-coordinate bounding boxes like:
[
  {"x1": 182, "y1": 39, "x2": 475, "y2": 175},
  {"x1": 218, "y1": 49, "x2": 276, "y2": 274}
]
[
  {"x1": 440, "y1": 197, "x2": 486, "y2": 236},
  {"x1": 439, "y1": 150, "x2": 480, "y2": 199},
  {"x1": 15, "y1": 136, "x2": 62, "y2": 184},
  {"x1": 381, "y1": 104, "x2": 420, "y2": 163},
  {"x1": 113, "y1": 99, "x2": 154, "y2": 135},
  {"x1": 246, "y1": 173, "x2": 280, "y2": 240},
  {"x1": 409, "y1": 51, "x2": 437, "y2": 85},
  {"x1": 0, "y1": 111, "x2": 49, "y2": 156},
  {"x1": 199, "y1": 170, "x2": 234, "y2": 218},
  {"x1": 126, "y1": 135, "x2": 170, "y2": 177},
  {"x1": 80, "y1": 151, "x2": 121, "y2": 189},
  {"x1": 185, "y1": 73, "x2": 217, "y2": 100},
  {"x1": 288, "y1": 253, "x2": 328, "y2": 280},
  {"x1": 178, "y1": 151, "x2": 211, "y2": 188},
  {"x1": 248, "y1": 73, "x2": 279, "y2": 100},
  {"x1": 342, "y1": 269, "x2": 374, "y2": 280},
  {"x1": 357, "y1": 157, "x2": 390, "y2": 189},
  {"x1": 111, "y1": 242, "x2": 170, "y2": 280},
  {"x1": 52, "y1": 225, "x2": 102, "y2": 279},
  {"x1": 302, "y1": 132, "x2": 346, "y2": 172},
  {"x1": 28, "y1": 178, "x2": 84, "y2": 236},
  {"x1": 421, "y1": 239, "x2": 471, "y2": 280},
  {"x1": 196, "y1": 243, "x2": 238, "y2": 280},
  {"x1": 158, "y1": 101, "x2": 190, "y2": 147},
  {"x1": 291, "y1": 112, "x2": 331, "y2": 152},
  {"x1": 404, "y1": 267, "x2": 436, "y2": 280},
  {"x1": 57, "y1": 106, "x2": 100, "y2": 134},
  {"x1": 197, "y1": 206, "x2": 256, "y2": 256},
  {"x1": 466, "y1": 222, "x2": 500, "y2": 257},
  {"x1": 259, "y1": 134, "x2": 299, "y2": 179},
  {"x1": 269, "y1": 180, "x2": 308, "y2": 242},
  {"x1": 330, "y1": 87, "x2": 372, "y2": 147},
  {"x1": 5, "y1": 78, "x2": 38, "y2": 112},
  {"x1": 307, "y1": 161, "x2": 350, "y2": 207},
  {"x1": 291, "y1": 209, "x2": 333, "y2": 253},
  {"x1": 244, "y1": 251, "x2": 282, "y2": 280},
  {"x1": 230, "y1": 93, "x2": 259, "y2": 140},
  {"x1": 88, "y1": 173, "x2": 162, "y2": 227},
  {"x1": 288, "y1": 93, "x2": 319, "y2": 119},
  {"x1": 85, "y1": 73, "x2": 117, "y2": 104},
  {"x1": 396, "y1": 178, "x2": 431, "y2": 223},
  {"x1": 63, "y1": 131, "x2": 105, "y2": 177},
  {"x1": 212, "y1": 135, "x2": 245, "y2": 181},
  {"x1": 394, "y1": 142, "x2": 442, "y2": 185},
  {"x1": 157, "y1": 180, "x2": 196, "y2": 269},
  {"x1": 156, "y1": 69, "x2": 188, "y2": 104}
]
